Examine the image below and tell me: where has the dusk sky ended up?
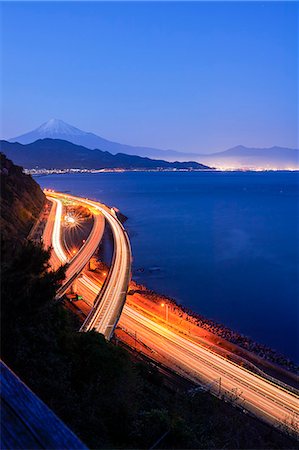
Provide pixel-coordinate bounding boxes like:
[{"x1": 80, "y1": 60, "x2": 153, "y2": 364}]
[{"x1": 1, "y1": 1, "x2": 298, "y2": 153}]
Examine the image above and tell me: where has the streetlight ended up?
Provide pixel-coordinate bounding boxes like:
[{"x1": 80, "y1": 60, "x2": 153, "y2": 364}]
[{"x1": 161, "y1": 303, "x2": 169, "y2": 322}]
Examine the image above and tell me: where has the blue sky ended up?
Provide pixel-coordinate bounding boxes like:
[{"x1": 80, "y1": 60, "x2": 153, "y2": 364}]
[{"x1": 1, "y1": 1, "x2": 298, "y2": 152}]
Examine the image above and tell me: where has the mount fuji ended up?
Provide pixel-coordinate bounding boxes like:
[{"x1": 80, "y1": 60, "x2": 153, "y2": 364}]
[{"x1": 9, "y1": 119, "x2": 196, "y2": 160}]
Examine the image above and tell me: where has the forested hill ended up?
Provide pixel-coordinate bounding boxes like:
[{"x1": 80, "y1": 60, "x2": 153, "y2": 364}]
[
  {"x1": 0, "y1": 153, "x2": 45, "y2": 242},
  {"x1": 0, "y1": 139, "x2": 210, "y2": 170}
]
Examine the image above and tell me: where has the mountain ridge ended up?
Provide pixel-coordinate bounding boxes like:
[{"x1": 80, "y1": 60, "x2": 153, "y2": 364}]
[{"x1": 0, "y1": 139, "x2": 210, "y2": 170}]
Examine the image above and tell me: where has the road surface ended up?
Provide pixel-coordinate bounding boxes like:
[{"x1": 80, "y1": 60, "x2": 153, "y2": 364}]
[
  {"x1": 42, "y1": 198, "x2": 65, "y2": 270},
  {"x1": 45, "y1": 190, "x2": 299, "y2": 435},
  {"x1": 43, "y1": 194, "x2": 105, "y2": 299},
  {"x1": 45, "y1": 190, "x2": 132, "y2": 339},
  {"x1": 78, "y1": 273, "x2": 299, "y2": 434}
]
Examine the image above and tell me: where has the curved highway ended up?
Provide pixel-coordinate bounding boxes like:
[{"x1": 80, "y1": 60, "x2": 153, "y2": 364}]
[
  {"x1": 44, "y1": 190, "x2": 299, "y2": 435},
  {"x1": 44, "y1": 193, "x2": 105, "y2": 300},
  {"x1": 77, "y1": 274, "x2": 299, "y2": 433},
  {"x1": 44, "y1": 190, "x2": 132, "y2": 339},
  {"x1": 42, "y1": 198, "x2": 66, "y2": 270}
]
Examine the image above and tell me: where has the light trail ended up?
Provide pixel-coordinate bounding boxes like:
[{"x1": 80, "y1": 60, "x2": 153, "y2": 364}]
[
  {"x1": 44, "y1": 190, "x2": 132, "y2": 338},
  {"x1": 44, "y1": 192, "x2": 106, "y2": 300},
  {"x1": 45, "y1": 190, "x2": 299, "y2": 435},
  {"x1": 49, "y1": 197, "x2": 69, "y2": 264},
  {"x1": 78, "y1": 273, "x2": 299, "y2": 433}
]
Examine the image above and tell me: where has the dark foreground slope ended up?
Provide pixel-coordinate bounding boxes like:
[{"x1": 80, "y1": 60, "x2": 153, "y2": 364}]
[
  {"x1": 2, "y1": 245, "x2": 297, "y2": 449},
  {"x1": 0, "y1": 153, "x2": 45, "y2": 243},
  {"x1": 0, "y1": 157, "x2": 296, "y2": 449},
  {"x1": 0, "y1": 139, "x2": 210, "y2": 170}
]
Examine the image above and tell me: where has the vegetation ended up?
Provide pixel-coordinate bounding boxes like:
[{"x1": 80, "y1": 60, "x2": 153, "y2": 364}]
[
  {"x1": 1, "y1": 242, "x2": 297, "y2": 449},
  {"x1": 0, "y1": 139, "x2": 210, "y2": 170},
  {"x1": 0, "y1": 153, "x2": 45, "y2": 244}
]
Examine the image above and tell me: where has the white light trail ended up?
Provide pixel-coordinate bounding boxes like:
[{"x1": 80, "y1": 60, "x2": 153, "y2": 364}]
[{"x1": 48, "y1": 197, "x2": 69, "y2": 264}]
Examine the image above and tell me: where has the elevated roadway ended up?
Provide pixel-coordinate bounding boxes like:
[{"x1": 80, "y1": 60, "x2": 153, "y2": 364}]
[
  {"x1": 78, "y1": 274, "x2": 299, "y2": 434},
  {"x1": 44, "y1": 190, "x2": 132, "y2": 340},
  {"x1": 43, "y1": 193, "x2": 105, "y2": 299}
]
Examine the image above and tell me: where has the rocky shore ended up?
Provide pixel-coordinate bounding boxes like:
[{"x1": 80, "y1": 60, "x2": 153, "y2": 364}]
[
  {"x1": 129, "y1": 280, "x2": 298, "y2": 378},
  {"x1": 96, "y1": 209, "x2": 298, "y2": 380}
]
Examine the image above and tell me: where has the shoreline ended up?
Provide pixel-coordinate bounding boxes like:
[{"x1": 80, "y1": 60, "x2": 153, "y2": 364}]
[
  {"x1": 114, "y1": 211, "x2": 298, "y2": 376},
  {"x1": 127, "y1": 279, "x2": 298, "y2": 380},
  {"x1": 109, "y1": 209, "x2": 298, "y2": 380},
  {"x1": 84, "y1": 250, "x2": 299, "y2": 390},
  {"x1": 31, "y1": 168, "x2": 299, "y2": 176},
  {"x1": 77, "y1": 257, "x2": 298, "y2": 391},
  {"x1": 49, "y1": 195, "x2": 299, "y2": 383}
]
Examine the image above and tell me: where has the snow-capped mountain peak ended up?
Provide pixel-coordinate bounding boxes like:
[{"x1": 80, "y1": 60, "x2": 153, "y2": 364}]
[{"x1": 35, "y1": 119, "x2": 86, "y2": 137}]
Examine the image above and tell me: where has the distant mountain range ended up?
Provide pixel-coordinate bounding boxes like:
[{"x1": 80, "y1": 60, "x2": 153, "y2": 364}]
[
  {"x1": 0, "y1": 139, "x2": 210, "y2": 171},
  {"x1": 9, "y1": 119, "x2": 299, "y2": 169}
]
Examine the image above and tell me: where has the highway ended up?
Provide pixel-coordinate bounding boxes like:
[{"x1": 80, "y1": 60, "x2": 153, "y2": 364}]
[
  {"x1": 42, "y1": 198, "x2": 65, "y2": 270},
  {"x1": 77, "y1": 274, "x2": 299, "y2": 433},
  {"x1": 44, "y1": 190, "x2": 132, "y2": 339},
  {"x1": 44, "y1": 193, "x2": 106, "y2": 300},
  {"x1": 44, "y1": 190, "x2": 299, "y2": 435}
]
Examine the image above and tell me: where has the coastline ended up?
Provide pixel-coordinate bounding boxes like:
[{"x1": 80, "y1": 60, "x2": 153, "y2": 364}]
[
  {"x1": 114, "y1": 211, "x2": 298, "y2": 378},
  {"x1": 126, "y1": 279, "x2": 298, "y2": 382},
  {"x1": 30, "y1": 168, "x2": 299, "y2": 177},
  {"x1": 85, "y1": 256, "x2": 298, "y2": 389},
  {"x1": 45, "y1": 188, "x2": 299, "y2": 384}
]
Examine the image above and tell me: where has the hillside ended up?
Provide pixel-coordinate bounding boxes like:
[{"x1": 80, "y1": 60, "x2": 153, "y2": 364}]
[
  {"x1": 1, "y1": 139, "x2": 210, "y2": 171},
  {"x1": 0, "y1": 153, "x2": 45, "y2": 243}
]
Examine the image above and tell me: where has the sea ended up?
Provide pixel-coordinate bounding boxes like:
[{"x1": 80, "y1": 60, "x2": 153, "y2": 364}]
[{"x1": 37, "y1": 171, "x2": 299, "y2": 362}]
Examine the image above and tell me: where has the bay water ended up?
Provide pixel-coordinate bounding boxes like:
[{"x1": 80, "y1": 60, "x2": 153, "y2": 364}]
[{"x1": 37, "y1": 171, "x2": 298, "y2": 361}]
